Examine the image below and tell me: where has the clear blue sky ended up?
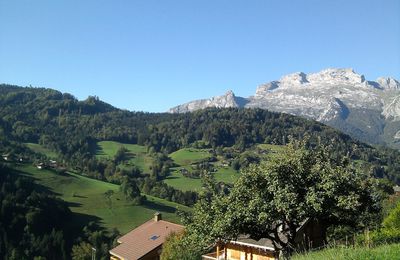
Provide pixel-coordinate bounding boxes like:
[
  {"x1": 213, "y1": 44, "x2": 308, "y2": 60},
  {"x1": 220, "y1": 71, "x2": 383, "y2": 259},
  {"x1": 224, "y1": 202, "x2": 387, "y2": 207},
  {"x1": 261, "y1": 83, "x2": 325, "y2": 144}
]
[{"x1": 1, "y1": 0, "x2": 399, "y2": 112}]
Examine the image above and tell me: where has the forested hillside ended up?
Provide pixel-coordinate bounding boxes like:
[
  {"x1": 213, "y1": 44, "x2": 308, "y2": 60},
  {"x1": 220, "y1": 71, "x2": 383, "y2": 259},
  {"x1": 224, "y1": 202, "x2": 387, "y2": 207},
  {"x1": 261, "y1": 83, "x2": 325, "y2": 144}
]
[{"x1": 1, "y1": 84, "x2": 400, "y2": 184}]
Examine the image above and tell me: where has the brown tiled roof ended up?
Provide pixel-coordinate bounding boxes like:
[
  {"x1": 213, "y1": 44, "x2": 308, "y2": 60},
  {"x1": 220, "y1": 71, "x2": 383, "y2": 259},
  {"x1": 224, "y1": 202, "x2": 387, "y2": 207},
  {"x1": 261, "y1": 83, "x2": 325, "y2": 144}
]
[{"x1": 109, "y1": 219, "x2": 184, "y2": 260}]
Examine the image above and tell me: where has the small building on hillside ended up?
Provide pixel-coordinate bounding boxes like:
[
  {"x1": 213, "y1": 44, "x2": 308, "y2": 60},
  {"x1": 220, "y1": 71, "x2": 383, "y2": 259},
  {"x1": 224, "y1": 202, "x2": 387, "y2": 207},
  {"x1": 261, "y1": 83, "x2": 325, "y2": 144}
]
[
  {"x1": 2, "y1": 154, "x2": 10, "y2": 161},
  {"x1": 202, "y1": 218, "x2": 325, "y2": 260},
  {"x1": 109, "y1": 213, "x2": 184, "y2": 260},
  {"x1": 36, "y1": 163, "x2": 45, "y2": 169}
]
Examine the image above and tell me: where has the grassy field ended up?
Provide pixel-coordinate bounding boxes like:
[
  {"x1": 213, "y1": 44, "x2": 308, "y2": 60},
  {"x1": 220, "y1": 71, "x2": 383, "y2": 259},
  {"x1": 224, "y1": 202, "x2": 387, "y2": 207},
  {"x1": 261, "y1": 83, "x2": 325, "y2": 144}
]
[
  {"x1": 257, "y1": 143, "x2": 287, "y2": 158},
  {"x1": 165, "y1": 148, "x2": 240, "y2": 191},
  {"x1": 214, "y1": 167, "x2": 240, "y2": 183},
  {"x1": 96, "y1": 141, "x2": 153, "y2": 173},
  {"x1": 25, "y1": 143, "x2": 58, "y2": 158},
  {"x1": 13, "y1": 164, "x2": 188, "y2": 233},
  {"x1": 292, "y1": 244, "x2": 400, "y2": 260},
  {"x1": 169, "y1": 148, "x2": 211, "y2": 166},
  {"x1": 164, "y1": 168, "x2": 204, "y2": 191}
]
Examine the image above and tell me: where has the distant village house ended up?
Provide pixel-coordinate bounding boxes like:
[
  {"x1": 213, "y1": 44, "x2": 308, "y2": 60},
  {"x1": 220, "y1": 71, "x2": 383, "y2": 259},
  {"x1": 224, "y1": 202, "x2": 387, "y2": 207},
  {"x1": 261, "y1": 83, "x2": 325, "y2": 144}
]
[{"x1": 2, "y1": 154, "x2": 10, "y2": 161}]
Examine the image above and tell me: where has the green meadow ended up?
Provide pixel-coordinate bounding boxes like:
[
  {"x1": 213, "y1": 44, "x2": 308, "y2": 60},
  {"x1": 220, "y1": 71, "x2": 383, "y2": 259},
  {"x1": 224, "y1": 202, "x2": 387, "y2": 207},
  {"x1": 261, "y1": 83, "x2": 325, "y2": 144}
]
[
  {"x1": 169, "y1": 148, "x2": 211, "y2": 165},
  {"x1": 96, "y1": 141, "x2": 153, "y2": 173},
  {"x1": 25, "y1": 143, "x2": 58, "y2": 158},
  {"x1": 13, "y1": 164, "x2": 188, "y2": 233},
  {"x1": 165, "y1": 148, "x2": 239, "y2": 191}
]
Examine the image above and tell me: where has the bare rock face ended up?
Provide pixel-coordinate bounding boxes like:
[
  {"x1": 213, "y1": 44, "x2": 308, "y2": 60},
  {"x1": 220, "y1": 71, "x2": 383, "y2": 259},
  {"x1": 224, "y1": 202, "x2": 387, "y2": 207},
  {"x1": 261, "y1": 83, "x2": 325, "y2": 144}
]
[
  {"x1": 169, "y1": 90, "x2": 240, "y2": 113},
  {"x1": 169, "y1": 68, "x2": 400, "y2": 148},
  {"x1": 377, "y1": 77, "x2": 400, "y2": 90}
]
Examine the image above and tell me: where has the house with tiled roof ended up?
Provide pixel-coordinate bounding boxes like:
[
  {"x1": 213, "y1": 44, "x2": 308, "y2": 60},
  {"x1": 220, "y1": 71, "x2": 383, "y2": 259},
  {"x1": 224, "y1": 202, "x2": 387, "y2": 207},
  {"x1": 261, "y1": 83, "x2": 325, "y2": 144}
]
[{"x1": 109, "y1": 213, "x2": 184, "y2": 260}]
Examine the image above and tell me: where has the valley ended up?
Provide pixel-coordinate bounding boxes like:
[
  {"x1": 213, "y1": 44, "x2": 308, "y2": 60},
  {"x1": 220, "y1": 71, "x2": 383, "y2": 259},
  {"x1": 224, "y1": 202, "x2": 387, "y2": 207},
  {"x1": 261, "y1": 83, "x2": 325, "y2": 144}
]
[{"x1": 1, "y1": 84, "x2": 400, "y2": 259}]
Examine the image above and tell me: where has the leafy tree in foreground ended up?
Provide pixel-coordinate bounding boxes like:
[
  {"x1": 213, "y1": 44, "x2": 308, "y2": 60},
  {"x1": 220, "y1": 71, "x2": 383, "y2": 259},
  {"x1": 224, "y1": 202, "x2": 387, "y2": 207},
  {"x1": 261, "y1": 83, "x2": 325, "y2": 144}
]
[
  {"x1": 169, "y1": 139, "x2": 382, "y2": 258},
  {"x1": 224, "y1": 139, "x2": 381, "y2": 255}
]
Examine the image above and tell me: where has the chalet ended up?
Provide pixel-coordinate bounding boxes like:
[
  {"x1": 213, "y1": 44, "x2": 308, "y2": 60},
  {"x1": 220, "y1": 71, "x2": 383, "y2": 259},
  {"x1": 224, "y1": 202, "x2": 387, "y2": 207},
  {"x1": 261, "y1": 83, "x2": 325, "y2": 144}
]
[
  {"x1": 202, "y1": 219, "x2": 324, "y2": 260},
  {"x1": 49, "y1": 160, "x2": 58, "y2": 168},
  {"x1": 109, "y1": 213, "x2": 184, "y2": 260},
  {"x1": 36, "y1": 163, "x2": 45, "y2": 169}
]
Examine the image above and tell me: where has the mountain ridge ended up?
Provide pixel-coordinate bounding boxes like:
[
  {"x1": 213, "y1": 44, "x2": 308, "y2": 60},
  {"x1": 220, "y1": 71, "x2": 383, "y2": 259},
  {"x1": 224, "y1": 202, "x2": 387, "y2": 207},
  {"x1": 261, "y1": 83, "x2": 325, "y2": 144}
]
[{"x1": 168, "y1": 68, "x2": 400, "y2": 149}]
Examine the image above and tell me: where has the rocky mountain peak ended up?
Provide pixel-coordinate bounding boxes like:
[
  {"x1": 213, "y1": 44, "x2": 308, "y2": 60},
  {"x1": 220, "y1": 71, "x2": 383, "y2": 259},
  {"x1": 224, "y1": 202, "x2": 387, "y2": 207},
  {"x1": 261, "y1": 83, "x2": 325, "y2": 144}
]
[
  {"x1": 307, "y1": 68, "x2": 366, "y2": 85},
  {"x1": 377, "y1": 77, "x2": 400, "y2": 90},
  {"x1": 224, "y1": 90, "x2": 235, "y2": 97},
  {"x1": 279, "y1": 72, "x2": 309, "y2": 86}
]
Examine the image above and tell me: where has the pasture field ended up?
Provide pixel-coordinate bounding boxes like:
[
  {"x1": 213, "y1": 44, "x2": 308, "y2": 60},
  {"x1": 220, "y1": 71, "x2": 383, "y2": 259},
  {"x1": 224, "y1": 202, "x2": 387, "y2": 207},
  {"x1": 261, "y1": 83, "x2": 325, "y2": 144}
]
[
  {"x1": 169, "y1": 148, "x2": 211, "y2": 166},
  {"x1": 96, "y1": 141, "x2": 153, "y2": 173},
  {"x1": 25, "y1": 142, "x2": 58, "y2": 158},
  {"x1": 13, "y1": 164, "x2": 187, "y2": 233},
  {"x1": 164, "y1": 167, "x2": 203, "y2": 191},
  {"x1": 166, "y1": 148, "x2": 240, "y2": 191}
]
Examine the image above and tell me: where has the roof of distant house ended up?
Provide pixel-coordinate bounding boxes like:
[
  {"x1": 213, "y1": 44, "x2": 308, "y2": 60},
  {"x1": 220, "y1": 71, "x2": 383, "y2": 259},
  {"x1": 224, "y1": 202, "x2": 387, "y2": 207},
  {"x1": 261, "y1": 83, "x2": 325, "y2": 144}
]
[{"x1": 109, "y1": 215, "x2": 184, "y2": 260}]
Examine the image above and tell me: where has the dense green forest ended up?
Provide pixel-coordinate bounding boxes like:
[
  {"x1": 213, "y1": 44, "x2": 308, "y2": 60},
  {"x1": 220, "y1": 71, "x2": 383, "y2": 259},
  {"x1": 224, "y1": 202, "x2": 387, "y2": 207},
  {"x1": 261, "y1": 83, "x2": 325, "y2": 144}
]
[{"x1": 1, "y1": 84, "x2": 400, "y2": 184}]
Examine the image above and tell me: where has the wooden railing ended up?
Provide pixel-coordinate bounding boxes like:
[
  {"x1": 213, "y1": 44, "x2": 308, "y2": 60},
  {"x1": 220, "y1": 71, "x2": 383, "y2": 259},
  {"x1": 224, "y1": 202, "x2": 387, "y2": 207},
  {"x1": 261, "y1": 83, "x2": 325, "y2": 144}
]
[{"x1": 201, "y1": 251, "x2": 225, "y2": 260}]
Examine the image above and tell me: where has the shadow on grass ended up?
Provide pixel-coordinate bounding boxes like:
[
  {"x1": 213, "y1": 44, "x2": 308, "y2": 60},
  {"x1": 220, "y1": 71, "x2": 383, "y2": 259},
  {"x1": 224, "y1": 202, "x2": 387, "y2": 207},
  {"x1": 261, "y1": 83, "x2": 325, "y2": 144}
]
[
  {"x1": 143, "y1": 199, "x2": 177, "y2": 214},
  {"x1": 72, "y1": 194, "x2": 88, "y2": 199},
  {"x1": 67, "y1": 211, "x2": 106, "y2": 238},
  {"x1": 165, "y1": 176, "x2": 180, "y2": 180},
  {"x1": 10, "y1": 167, "x2": 63, "y2": 196},
  {"x1": 93, "y1": 142, "x2": 107, "y2": 156},
  {"x1": 66, "y1": 201, "x2": 84, "y2": 207}
]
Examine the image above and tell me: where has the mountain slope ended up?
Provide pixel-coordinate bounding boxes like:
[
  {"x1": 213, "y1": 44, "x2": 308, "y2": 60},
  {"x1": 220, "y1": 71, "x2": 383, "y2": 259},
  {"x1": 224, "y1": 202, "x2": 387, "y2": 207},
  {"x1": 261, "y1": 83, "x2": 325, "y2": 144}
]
[
  {"x1": 169, "y1": 68, "x2": 400, "y2": 149},
  {"x1": 1, "y1": 84, "x2": 400, "y2": 184}
]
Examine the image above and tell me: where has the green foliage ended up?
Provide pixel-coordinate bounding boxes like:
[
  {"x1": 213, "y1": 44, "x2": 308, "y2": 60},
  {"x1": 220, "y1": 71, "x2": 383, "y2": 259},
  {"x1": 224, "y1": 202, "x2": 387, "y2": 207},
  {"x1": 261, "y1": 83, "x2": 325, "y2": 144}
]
[
  {"x1": 223, "y1": 139, "x2": 381, "y2": 253},
  {"x1": 383, "y1": 201, "x2": 400, "y2": 230},
  {"x1": 71, "y1": 242, "x2": 92, "y2": 260},
  {"x1": 160, "y1": 231, "x2": 201, "y2": 260},
  {"x1": 357, "y1": 201, "x2": 400, "y2": 246},
  {"x1": 120, "y1": 177, "x2": 145, "y2": 204},
  {"x1": 176, "y1": 139, "x2": 382, "y2": 257}
]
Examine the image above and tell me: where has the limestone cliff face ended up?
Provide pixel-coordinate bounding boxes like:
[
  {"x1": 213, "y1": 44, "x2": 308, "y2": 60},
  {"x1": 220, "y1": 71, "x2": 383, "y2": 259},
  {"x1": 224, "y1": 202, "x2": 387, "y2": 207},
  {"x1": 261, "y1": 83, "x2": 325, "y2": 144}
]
[{"x1": 169, "y1": 68, "x2": 400, "y2": 149}]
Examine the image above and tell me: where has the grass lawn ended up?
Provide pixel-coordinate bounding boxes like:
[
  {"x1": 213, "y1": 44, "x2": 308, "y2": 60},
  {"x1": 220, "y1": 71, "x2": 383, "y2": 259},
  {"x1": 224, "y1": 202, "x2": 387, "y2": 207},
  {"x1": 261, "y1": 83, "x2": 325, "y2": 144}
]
[
  {"x1": 169, "y1": 148, "x2": 211, "y2": 166},
  {"x1": 25, "y1": 143, "x2": 58, "y2": 158},
  {"x1": 96, "y1": 141, "x2": 153, "y2": 173},
  {"x1": 292, "y1": 244, "x2": 400, "y2": 260},
  {"x1": 13, "y1": 164, "x2": 188, "y2": 233}
]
